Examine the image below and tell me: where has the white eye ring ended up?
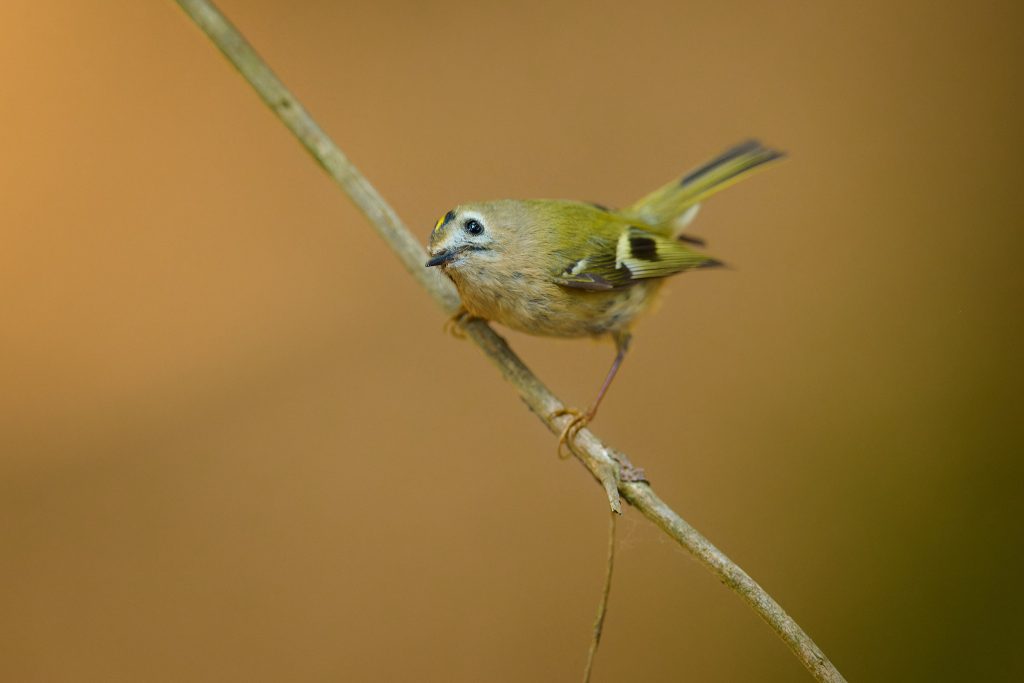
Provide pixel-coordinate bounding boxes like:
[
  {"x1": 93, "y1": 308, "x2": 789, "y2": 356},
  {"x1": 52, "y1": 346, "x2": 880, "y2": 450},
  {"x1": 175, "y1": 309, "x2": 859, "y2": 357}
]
[{"x1": 464, "y1": 219, "x2": 484, "y2": 236}]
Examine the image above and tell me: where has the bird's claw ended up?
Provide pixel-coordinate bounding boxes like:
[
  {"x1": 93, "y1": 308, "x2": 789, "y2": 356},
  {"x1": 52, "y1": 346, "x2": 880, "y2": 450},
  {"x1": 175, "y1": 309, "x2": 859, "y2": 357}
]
[
  {"x1": 443, "y1": 308, "x2": 475, "y2": 339},
  {"x1": 550, "y1": 407, "x2": 592, "y2": 459}
]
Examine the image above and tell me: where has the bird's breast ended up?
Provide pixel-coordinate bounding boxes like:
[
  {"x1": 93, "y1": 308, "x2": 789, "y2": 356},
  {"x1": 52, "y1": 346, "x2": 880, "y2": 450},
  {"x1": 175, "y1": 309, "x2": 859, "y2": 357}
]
[{"x1": 447, "y1": 265, "x2": 659, "y2": 339}]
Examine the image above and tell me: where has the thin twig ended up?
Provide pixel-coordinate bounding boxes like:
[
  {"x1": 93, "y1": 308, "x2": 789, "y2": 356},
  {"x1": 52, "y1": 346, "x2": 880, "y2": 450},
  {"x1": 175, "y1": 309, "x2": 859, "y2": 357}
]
[
  {"x1": 171, "y1": 2, "x2": 847, "y2": 681},
  {"x1": 583, "y1": 511, "x2": 616, "y2": 683}
]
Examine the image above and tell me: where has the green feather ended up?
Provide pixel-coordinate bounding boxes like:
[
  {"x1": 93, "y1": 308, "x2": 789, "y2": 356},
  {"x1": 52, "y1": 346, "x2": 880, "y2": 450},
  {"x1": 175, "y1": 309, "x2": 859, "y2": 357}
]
[
  {"x1": 553, "y1": 221, "x2": 717, "y2": 290},
  {"x1": 525, "y1": 139, "x2": 784, "y2": 292},
  {"x1": 625, "y1": 139, "x2": 785, "y2": 227}
]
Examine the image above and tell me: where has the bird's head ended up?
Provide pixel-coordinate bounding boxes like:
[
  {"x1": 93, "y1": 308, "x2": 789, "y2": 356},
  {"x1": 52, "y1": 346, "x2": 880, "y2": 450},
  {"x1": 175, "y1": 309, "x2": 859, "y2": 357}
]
[{"x1": 425, "y1": 203, "x2": 509, "y2": 271}]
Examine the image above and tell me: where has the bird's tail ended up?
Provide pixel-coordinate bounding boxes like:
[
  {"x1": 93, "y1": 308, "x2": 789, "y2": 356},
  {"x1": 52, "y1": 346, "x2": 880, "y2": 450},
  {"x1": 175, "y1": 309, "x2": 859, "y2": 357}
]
[{"x1": 626, "y1": 139, "x2": 785, "y2": 233}]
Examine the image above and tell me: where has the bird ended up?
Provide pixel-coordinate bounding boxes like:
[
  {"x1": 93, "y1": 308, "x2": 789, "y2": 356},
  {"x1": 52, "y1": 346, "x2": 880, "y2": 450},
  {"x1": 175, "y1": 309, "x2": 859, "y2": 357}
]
[{"x1": 425, "y1": 139, "x2": 784, "y2": 457}]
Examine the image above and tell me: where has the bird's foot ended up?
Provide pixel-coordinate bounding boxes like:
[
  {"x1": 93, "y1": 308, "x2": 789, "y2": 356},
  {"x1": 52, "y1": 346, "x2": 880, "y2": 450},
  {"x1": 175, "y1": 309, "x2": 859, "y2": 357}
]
[
  {"x1": 443, "y1": 307, "x2": 476, "y2": 339},
  {"x1": 550, "y1": 406, "x2": 593, "y2": 459}
]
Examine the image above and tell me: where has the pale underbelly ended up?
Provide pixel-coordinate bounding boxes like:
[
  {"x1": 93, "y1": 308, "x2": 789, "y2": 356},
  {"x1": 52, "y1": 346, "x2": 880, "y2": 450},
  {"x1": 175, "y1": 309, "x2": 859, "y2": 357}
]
[{"x1": 461, "y1": 279, "x2": 661, "y2": 339}]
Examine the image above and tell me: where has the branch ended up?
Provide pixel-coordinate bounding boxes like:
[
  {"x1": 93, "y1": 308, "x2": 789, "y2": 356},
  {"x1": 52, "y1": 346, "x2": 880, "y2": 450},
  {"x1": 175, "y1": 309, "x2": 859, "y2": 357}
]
[
  {"x1": 171, "y1": 2, "x2": 847, "y2": 681},
  {"x1": 583, "y1": 511, "x2": 616, "y2": 683}
]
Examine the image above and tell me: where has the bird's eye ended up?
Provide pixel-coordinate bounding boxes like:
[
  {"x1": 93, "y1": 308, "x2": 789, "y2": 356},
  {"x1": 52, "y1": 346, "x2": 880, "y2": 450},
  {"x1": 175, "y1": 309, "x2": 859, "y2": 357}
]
[{"x1": 464, "y1": 219, "x2": 484, "y2": 236}]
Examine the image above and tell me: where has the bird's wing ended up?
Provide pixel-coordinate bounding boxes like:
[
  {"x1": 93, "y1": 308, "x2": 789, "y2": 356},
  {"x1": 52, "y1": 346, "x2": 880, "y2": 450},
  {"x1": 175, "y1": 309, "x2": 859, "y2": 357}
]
[{"x1": 552, "y1": 221, "x2": 720, "y2": 291}]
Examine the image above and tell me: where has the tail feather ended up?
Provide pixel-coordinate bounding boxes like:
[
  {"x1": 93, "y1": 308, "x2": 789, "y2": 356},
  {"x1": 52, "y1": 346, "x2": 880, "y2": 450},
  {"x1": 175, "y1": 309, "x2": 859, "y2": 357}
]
[{"x1": 626, "y1": 139, "x2": 785, "y2": 231}]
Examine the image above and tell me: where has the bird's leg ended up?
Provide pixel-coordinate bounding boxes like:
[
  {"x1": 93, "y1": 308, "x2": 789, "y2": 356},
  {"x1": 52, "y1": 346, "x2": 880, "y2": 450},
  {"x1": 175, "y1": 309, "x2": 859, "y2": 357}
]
[
  {"x1": 443, "y1": 306, "x2": 477, "y2": 339},
  {"x1": 551, "y1": 332, "x2": 632, "y2": 459}
]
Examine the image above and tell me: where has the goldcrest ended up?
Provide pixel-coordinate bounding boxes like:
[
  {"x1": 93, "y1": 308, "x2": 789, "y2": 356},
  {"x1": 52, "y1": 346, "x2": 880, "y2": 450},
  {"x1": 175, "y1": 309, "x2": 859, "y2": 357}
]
[{"x1": 426, "y1": 140, "x2": 784, "y2": 454}]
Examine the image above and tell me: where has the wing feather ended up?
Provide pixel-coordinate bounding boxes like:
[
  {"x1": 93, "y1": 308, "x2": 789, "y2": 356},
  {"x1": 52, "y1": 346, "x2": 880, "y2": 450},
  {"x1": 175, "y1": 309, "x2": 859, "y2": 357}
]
[{"x1": 554, "y1": 224, "x2": 719, "y2": 290}]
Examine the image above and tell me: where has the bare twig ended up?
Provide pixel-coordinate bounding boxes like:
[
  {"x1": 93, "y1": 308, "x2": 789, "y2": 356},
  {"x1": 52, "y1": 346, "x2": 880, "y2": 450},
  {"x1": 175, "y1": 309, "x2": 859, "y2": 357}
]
[
  {"x1": 583, "y1": 511, "x2": 616, "y2": 683},
  {"x1": 171, "y1": 2, "x2": 847, "y2": 681}
]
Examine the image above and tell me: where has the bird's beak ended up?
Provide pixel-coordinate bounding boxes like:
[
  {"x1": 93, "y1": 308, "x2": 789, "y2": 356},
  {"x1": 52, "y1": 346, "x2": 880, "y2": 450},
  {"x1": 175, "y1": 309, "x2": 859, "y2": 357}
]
[{"x1": 425, "y1": 249, "x2": 454, "y2": 267}]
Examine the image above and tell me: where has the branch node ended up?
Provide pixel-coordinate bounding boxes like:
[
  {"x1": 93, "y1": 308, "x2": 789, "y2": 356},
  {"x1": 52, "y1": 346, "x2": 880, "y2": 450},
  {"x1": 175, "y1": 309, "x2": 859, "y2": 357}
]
[{"x1": 609, "y1": 448, "x2": 648, "y2": 484}]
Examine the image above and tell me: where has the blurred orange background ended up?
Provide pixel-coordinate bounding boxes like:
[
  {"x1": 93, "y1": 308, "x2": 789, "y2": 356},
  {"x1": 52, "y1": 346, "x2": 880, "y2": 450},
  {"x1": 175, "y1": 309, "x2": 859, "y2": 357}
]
[{"x1": 2, "y1": 1, "x2": 1022, "y2": 681}]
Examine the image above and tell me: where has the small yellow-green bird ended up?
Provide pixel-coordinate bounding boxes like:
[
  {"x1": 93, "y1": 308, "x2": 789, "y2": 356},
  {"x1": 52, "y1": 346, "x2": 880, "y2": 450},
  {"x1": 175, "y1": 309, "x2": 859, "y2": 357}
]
[{"x1": 426, "y1": 139, "x2": 784, "y2": 454}]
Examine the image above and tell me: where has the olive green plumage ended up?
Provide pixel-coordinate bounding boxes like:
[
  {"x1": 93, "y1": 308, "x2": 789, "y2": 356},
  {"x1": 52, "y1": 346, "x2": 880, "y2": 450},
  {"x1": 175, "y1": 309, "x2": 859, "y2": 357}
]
[{"x1": 425, "y1": 139, "x2": 784, "y2": 343}]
